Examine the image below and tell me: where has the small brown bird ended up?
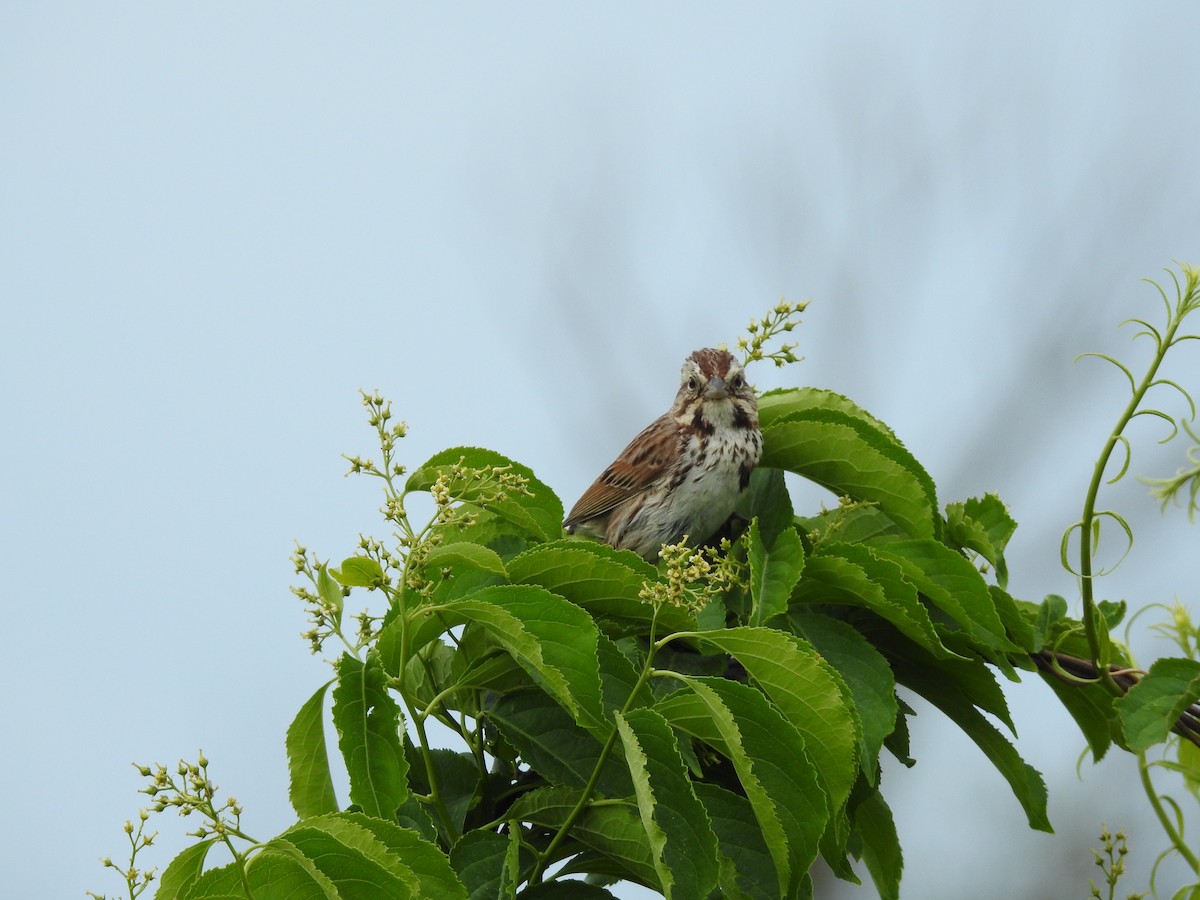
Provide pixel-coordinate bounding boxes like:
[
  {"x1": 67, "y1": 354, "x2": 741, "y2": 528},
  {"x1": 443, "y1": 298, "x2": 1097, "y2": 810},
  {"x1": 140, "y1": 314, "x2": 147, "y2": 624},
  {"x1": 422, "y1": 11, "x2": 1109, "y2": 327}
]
[{"x1": 564, "y1": 348, "x2": 763, "y2": 560}]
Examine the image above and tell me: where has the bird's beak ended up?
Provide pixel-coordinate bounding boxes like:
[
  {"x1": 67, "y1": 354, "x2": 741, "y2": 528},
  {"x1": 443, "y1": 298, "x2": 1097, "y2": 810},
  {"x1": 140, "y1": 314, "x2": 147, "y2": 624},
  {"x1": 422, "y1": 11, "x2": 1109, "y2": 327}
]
[{"x1": 704, "y1": 376, "x2": 729, "y2": 400}]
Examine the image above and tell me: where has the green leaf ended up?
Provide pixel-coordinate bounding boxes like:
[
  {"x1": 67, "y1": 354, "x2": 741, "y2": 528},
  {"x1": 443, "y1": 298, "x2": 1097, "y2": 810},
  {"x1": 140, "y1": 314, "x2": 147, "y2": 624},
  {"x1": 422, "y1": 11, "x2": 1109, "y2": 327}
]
[
  {"x1": 507, "y1": 540, "x2": 693, "y2": 636},
  {"x1": 412, "y1": 584, "x2": 607, "y2": 737},
  {"x1": 249, "y1": 812, "x2": 467, "y2": 899},
  {"x1": 988, "y1": 585, "x2": 1039, "y2": 654},
  {"x1": 790, "y1": 612, "x2": 897, "y2": 786},
  {"x1": 402, "y1": 748, "x2": 480, "y2": 838},
  {"x1": 1034, "y1": 594, "x2": 1069, "y2": 648},
  {"x1": 394, "y1": 794, "x2": 439, "y2": 845},
  {"x1": 890, "y1": 653, "x2": 1051, "y2": 832},
  {"x1": 287, "y1": 680, "x2": 339, "y2": 818},
  {"x1": 656, "y1": 676, "x2": 829, "y2": 897},
  {"x1": 488, "y1": 688, "x2": 632, "y2": 796},
  {"x1": 747, "y1": 519, "x2": 806, "y2": 627},
  {"x1": 407, "y1": 446, "x2": 564, "y2": 542},
  {"x1": 1037, "y1": 671, "x2": 1116, "y2": 761},
  {"x1": 616, "y1": 708, "x2": 720, "y2": 900},
  {"x1": 691, "y1": 627, "x2": 859, "y2": 813},
  {"x1": 795, "y1": 544, "x2": 955, "y2": 659},
  {"x1": 331, "y1": 653, "x2": 409, "y2": 820},
  {"x1": 797, "y1": 505, "x2": 908, "y2": 546},
  {"x1": 944, "y1": 494, "x2": 1016, "y2": 589},
  {"x1": 423, "y1": 542, "x2": 508, "y2": 578},
  {"x1": 316, "y1": 563, "x2": 344, "y2": 625},
  {"x1": 853, "y1": 788, "x2": 902, "y2": 900},
  {"x1": 156, "y1": 839, "x2": 217, "y2": 900},
  {"x1": 509, "y1": 786, "x2": 660, "y2": 890},
  {"x1": 871, "y1": 539, "x2": 1022, "y2": 655},
  {"x1": 597, "y1": 630, "x2": 655, "y2": 718},
  {"x1": 694, "y1": 783, "x2": 780, "y2": 900},
  {"x1": 180, "y1": 852, "x2": 300, "y2": 899},
  {"x1": 449, "y1": 830, "x2": 510, "y2": 900},
  {"x1": 757, "y1": 386, "x2": 898, "y2": 438},
  {"x1": 760, "y1": 407, "x2": 937, "y2": 540},
  {"x1": 342, "y1": 813, "x2": 466, "y2": 897},
  {"x1": 1117, "y1": 657, "x2": 1200, "y2": 751},
  {"x1": 736, "y1": 466, "x2": 797, "y2": 546},
  {"x1": 332, "y1": 555, "x2": 386, "y2": 589}
]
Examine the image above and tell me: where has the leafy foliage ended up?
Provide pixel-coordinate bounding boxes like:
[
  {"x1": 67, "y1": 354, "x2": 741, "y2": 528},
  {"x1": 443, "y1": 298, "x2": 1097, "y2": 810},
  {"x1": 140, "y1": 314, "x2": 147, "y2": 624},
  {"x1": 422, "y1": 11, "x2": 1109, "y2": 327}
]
[{"x1": 90, "y1": 277, "x2": 1200, "y2": 899}]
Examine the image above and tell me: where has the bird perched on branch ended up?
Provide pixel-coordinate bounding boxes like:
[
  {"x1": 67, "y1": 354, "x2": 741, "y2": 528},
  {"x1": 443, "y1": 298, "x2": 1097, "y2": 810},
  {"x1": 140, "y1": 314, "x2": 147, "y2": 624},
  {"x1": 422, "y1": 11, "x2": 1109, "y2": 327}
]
[{"x1": 564, "y1": 348, "x2": 763, "y2": 561}]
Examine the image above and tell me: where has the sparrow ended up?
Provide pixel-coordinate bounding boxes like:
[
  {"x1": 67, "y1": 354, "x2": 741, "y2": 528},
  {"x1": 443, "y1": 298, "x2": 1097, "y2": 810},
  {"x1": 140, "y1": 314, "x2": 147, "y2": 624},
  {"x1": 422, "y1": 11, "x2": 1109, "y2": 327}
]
[{"x1": 564, "y1": 348, "x2": 762, "y2": 560}]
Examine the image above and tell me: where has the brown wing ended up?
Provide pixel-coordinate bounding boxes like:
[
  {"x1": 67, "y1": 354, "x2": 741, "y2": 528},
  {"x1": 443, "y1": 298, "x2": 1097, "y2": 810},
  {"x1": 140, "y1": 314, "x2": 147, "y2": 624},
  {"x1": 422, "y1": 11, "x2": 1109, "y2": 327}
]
[{"x1": 563, "y1": 414, "x2": 681, "y2": 527}]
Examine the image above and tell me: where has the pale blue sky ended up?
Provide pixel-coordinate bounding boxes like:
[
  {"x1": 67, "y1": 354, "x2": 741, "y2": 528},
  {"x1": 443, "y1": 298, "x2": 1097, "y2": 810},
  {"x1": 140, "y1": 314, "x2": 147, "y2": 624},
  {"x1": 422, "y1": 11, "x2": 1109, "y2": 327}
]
[{"x1": 4, "y1": 4, "x2": 1200, "y2": 898}]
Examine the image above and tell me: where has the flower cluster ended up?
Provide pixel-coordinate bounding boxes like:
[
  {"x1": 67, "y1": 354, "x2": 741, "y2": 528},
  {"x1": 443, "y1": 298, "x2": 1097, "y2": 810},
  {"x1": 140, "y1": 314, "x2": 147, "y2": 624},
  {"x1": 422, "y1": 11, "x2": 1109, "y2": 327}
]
[
  {"x1": 430, "y1": 458, "x2": 532, "y2": 525},
  {"x1": 134, "y1": 754, "x2": 248, "y2": 842},
  {"x1": 87, "y1": 810, "x2": 157, "y2": 899},
  {"x1": 91, "y1": 754, "x2": 254, "y2": 899},
  {"x1": 639, "y1": 536, "x2": 744, "y2": 614},
  {"x1": 736, "y1": 299, "x2": 809, "y2": 368},
  {"x1": 342, "y1": 390, "x2": 409, "y2": 479},
  {"x1": 1088, "y1": 825, "x2": 1144, "y2": 900}
]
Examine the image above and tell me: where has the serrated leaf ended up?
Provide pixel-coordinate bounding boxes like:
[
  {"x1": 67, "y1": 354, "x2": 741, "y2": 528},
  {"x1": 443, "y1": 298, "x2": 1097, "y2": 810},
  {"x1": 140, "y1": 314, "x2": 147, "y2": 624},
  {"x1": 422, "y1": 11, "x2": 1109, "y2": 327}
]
[
  {"x1": 254, "y1": 812, "x2": 466, "y2": 899},
  {"x1": 423, "y1": 542, "x2": 508, "y2": 578},
  {"x1": 757, "y1": 387, "x2": 898, "y2": 438},
  {"x1": 156, "y1": 838, "x2": 217, "y2": 900},
  {"x1": 509, "y1": 786, "x2": 660, "y2": 890},
  {"x1": 181, "y1": 845, "x2": 333, "y2": 899},
  {"x1": 507, "y1": 540, "x2": 693, "y2": 636},
  {"x1": 795, "y1": 544, "x2": 956, "y2": 659},
  {"x1": 598, "y1": 631, "x2": 652, "y2": 709},
  {"x1": 692, "y1": 627, "x2": 858, "y2": 814},
  {"x1": 331, "y1": 653, "x2": 409, "y2": 820},
  {"x1": 411, "y1": 584, "x2": 607, "y2": 737},
  {"x1": 890, "y1": 653, "x2": 1051, "y2": 832},
  {"x1": 402, "y1": 748, "x2": 480, "y2": 838},
  {"x1": 1118, "y1": 657, "x2": 1200, "y2": 751},
  {"x1": 944, "y1": 494, "x2": 1017, "y2": 588},
  {"x1": 747, "y1": 520, "x2": 806, "y2": 627},
  {"x1": 332, "y1": 556, "x2": 385, "y2": 589},
  {"x1": 853, "y1": 788, "x2": 902, "y2": 900},
  {"x1": 1037, "y1": 671, "x2": 1116, "y2": 761},
  {"x1": 736, "y1": 466, "x2": 796, "y2": 546},
  {"x1": 488, "y1": 688, "x2": 632, "y2": 796},
  {"x1": 871, "y1": 539, "x2": 1021, "y2": 655},
  {"x1": 337, "y1": 813, "x2": 466, "y2": 897},
  {"x1": 656, "y1": 676, "x2": 828, "y2": 897},
  {"x1": 760, "y1": 407, "x2": 937, "y2": 540},
  {"x1": 988, "y1": 585, "x2": 1039, "y2": 654},
  {"x1": 797, "y1": 506, "x2": 909, "y2": 548},
  {"x1": 449, "y1": 830, "x2": 509, "y2": 900},
  {"x1": 616, "y1": 708, "x2": 720, "y2": 900},
  {"x1": 407, "y1": 446, "x2": 563, "y2": 542},
  {"x1": 790, "y1": 612, "x2": 897, "y2": 787},
  {"x1": 694, "y1": 783, "x2": 779, "y2": 900},
  {"x1": 287, "y1": 680, "x2": 339, "y2": 818},
  {"x1": 1034, "y1": 594, "x2": 1069, "y2": 648}
]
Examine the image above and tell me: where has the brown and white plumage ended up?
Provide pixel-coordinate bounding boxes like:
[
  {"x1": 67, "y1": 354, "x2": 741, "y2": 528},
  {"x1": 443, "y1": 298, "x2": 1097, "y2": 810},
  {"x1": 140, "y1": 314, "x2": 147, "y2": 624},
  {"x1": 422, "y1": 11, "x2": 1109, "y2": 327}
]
[{"x1": 564, "y1": 348, "x2": 763, "y2": 560}]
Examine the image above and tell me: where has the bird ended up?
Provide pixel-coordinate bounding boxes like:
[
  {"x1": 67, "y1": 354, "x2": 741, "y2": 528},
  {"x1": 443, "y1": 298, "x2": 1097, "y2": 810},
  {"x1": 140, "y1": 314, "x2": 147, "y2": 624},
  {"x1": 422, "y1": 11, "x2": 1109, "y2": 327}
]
[{"x1": 563, "y1": 348, "x2": 763, "y2": 561}]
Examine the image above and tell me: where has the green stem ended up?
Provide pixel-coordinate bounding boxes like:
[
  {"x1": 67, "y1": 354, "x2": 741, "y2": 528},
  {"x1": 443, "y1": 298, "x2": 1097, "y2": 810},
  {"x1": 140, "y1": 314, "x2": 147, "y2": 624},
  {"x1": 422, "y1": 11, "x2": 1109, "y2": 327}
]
[
  {"x1": 222, "y1": 835, "x2": 255, "y2": 900},
  {"x1": 1079, "y1": 315, "x2": 1184, "y2": 693},
  {"x1": 406, "y1": 696, "x2": 459, "y2": 843},
  {"x1": 1137, "y1": 750, "x2": 1200, "y2": 875},
  {"x1": 526, "y1": 611, "x2": 665, "y2": 886}
]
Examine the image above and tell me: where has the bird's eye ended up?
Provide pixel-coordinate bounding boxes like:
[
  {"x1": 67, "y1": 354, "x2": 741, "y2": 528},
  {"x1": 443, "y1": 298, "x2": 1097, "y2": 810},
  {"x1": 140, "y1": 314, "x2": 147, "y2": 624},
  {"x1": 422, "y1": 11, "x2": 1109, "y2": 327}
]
[
  {"x1": 687, "y1": 376, "x2": 699, "y2": 391},
  {"x1": 730, "y1": 373, "x2": 744, "y2": 390}
]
